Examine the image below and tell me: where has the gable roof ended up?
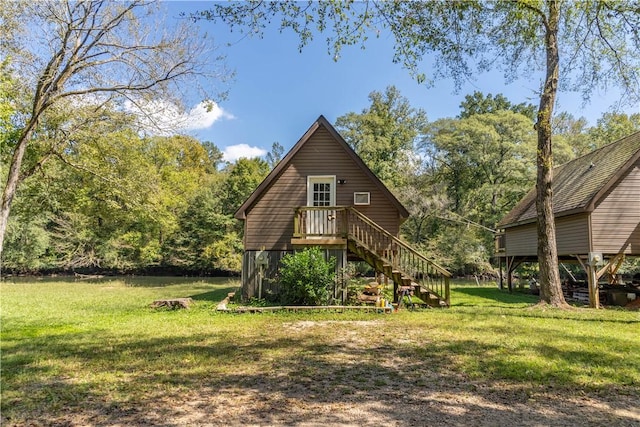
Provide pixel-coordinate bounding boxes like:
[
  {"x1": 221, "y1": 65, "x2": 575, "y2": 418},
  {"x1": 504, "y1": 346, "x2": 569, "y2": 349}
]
[
  {"x1": 498, "y1": 130, "x2": 640, "y2": 228},
  {"x1": 235, "y1": 115, "x2": 410, "y2": 220}
]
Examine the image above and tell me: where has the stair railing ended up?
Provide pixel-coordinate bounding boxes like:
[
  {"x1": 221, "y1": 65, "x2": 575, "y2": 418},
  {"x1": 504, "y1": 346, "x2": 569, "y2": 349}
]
[
  {"x1": 292, "y1": 206, "x2": 451, "y2": 306},
  {"x1": 345, "y1": 207, "x2": 451, "y2": 306}
]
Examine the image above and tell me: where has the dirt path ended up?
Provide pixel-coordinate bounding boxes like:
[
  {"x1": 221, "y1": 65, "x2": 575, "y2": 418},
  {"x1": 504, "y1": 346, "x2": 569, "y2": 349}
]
[{"x1": 7, "y1": 320, "x2": 640, "y2": 426}]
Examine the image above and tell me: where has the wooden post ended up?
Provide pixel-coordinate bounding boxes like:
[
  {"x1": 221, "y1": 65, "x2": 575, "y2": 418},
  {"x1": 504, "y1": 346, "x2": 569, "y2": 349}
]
[
  {"x1": 575, "y1": 255, "x2": 600, "y2": 309},
  {"x1": 588, "y1": 264, "x2": 599, "y2": 308},
  {"x1": 293, "y1": 208, "x2": 300, "y2": 237},
  {"x1": 506, "y1": 256, "x2": 514, "y2": 293}
]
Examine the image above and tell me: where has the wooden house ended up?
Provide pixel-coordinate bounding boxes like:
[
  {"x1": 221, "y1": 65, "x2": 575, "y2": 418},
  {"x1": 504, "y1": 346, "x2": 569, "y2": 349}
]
[
  {"x1": 235, "y1": 115, "x2": 450, "y2": 305},
  {"x1": 496, "y1": 130, "x2": 640, "y2": 307}
]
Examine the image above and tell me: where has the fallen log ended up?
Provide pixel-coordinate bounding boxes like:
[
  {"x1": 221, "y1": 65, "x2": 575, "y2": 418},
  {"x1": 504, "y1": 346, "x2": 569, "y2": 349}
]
[{"x1": 151, "y1": 298, "x2": 193, "y2": 309}]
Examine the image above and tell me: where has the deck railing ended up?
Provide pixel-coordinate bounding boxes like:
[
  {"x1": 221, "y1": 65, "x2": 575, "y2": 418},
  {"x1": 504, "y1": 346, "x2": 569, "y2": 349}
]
[
  {"x1": 293, "y1": 206, "x2": 451, "y2": 305},
  {"x1": 293, "y1": 206, "x2": 349, "y2": 239},
  {"x1": 495, "y1": 231, "x2": 506, "y2": 254}
]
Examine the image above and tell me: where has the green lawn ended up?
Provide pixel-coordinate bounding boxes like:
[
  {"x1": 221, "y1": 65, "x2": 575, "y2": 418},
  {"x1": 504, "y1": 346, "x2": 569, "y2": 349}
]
[{"x1": 1, "y1": 277, "x2": 639, "y2": 425}]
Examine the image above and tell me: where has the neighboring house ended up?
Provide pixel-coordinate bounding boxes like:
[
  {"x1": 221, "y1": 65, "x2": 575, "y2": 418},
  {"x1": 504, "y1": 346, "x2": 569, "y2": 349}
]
[
  {"x1": 496, "y1": 130, "x2": 640, "y2": 307},
  {"x1": 235, "y1": 115, "x2": 450, "y2": 305}
]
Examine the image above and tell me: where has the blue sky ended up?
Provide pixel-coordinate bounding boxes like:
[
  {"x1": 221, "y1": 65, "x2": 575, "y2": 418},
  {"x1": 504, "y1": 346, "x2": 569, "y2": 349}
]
[{"x1": 164, "y1": 1, "x2": 639, "y2": 162}]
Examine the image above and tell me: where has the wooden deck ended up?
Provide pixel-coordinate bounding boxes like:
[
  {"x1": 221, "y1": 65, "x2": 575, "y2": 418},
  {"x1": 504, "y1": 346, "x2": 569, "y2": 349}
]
[{"x1": 292, "y1": 206, "x2": 451, "y2": 307}]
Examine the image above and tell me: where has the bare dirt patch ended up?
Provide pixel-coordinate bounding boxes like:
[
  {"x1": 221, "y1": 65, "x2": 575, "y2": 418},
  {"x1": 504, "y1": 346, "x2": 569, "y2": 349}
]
[{"x1": 4, "y1": 319, "x2": 639, "y2": 426}]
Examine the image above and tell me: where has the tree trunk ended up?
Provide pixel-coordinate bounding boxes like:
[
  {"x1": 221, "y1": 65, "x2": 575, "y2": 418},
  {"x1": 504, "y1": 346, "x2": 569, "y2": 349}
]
[
  {"x1": 0, "y1": 128, "x2": 32, "y2": 258},
  {"x1": 535, "y1": 0, "x2": 569, "y2": 308}
]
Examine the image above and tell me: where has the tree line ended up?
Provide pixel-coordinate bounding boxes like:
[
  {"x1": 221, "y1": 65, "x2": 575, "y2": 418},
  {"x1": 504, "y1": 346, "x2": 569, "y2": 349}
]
[
  {"x1": 336, "y1": 87, "x2": 640, "y2": 276},
  {"x1": 3, "y1": 83, "x2": 638, "y2": 275},
  {"x1": 1, "y1": 105, "x2": 273, "y2": 274},
  {"x1": 2, "y1": 0, "x2": 640, "y2": 310}
]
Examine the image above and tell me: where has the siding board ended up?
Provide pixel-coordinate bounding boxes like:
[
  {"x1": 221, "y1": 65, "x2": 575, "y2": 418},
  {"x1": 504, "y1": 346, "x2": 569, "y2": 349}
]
[
  {"x1": 505, "y1": 215, "x2": 590, "y2": 256},
  {"x1": 591, "y1": 160, "x2": 640, "y2": 255},
  {"x1": 244, "y1": 127, "x2": 402, "y2": 250}
]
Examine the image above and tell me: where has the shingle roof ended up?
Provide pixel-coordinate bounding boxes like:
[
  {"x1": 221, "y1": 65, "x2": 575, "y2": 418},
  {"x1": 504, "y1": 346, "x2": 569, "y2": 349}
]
[
  {"x1": 498, "y1": 130, "x2": 640, "y2": 228},
  {"x1": 235, "y1": 115, "x2": 410, "y2": 220}
]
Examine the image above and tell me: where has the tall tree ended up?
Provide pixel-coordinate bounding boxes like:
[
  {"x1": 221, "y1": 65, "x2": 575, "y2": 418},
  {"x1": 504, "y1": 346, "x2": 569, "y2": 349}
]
[
  {"x1": 459, "y1": 91, "x2": 537, "y2": 121},
  {"x1": 335, "y1": 85, "x2": 428, "y2": 188},
  {"x1": 266, "y1": 141, "x2": 285, "y2": 169},
  {"x1": 588, "y1": 112, "x2": 640, "y2": 145},
  {"x1": 221, "y1": 157, "x2": 270, "y2": 218},
  {"x1": 0, "y1": 0, "x2": 221, "y2": 256},
  {"x1": 427, "y1": 111, "x2": 537, "y2": 226},
  {"x1": 551, "y1": 112, "x2": 592, "y2": 162},
  {"x1": 201, "y1": 0, "x2": 640, "y2": 307}
]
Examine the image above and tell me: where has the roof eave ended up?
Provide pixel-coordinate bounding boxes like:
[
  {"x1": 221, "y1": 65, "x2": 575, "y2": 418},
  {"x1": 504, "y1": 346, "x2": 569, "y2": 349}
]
[
  {"x1": 500, "y1": 207, "x2": 591, "y2": 229},
  {"x1": 317, "y1": 116, "x2": 410, "y2": 219},
  {"x1": 585, "y1": 144, "x2": 640, "y2": 212},
  {"x1": 234, "y1": 119, "x2": 322, "y2": 220}
]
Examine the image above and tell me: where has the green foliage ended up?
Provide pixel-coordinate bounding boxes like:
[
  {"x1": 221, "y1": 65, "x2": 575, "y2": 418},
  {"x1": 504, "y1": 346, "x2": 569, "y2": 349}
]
[
  {"x1": 407, "y1": 110, "x2": 537, "y2": 274},
  {"x1": 459, "y1": 91, "x2": 537, "y2": 121},
  {"x1": 588, "y1": 112, "x2": 640, "y2": 145},
  {"x1": 2, "y1": 216, "x2": 51, "y2": 272},
  {"x1": 279, "y1": 247, "x2": 336, "y2": 306},
  {"x1": 336, "y1": 85, "x2": 427, "y2": 188},
  {"x1": 551, "y1": 112, "x2": 593, "y2": 163},
  {"x1": 426, "y1": 111, "x2": 536, "y2": 222},
  {"x1": 1, "y1": 104, "x2": 261, "y2": 274},
  {"x1": 0, "y1": 59, "x2": 20, "y2": 158},
  {"x1": 221, "y1": 157, "x2": 270, "y2": 216},
  {"x1": 553, "y1": 112, "x2": 640, "y2": 165},
  {"x1": 203, "y1": 231, "x2": 243, "y2": 273}
]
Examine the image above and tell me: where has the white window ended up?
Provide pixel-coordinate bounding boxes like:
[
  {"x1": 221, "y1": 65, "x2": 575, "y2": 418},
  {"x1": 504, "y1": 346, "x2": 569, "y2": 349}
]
[{"x1": 354, "y1": 192, "x2": 370, "y2": 205}]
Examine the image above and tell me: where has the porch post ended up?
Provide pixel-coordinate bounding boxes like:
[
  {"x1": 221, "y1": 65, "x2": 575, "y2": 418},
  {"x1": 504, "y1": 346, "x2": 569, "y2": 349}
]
[
  {"x1": 575, "y1": 255, "x2": 600, "y2": 309},
  {"x1": 588, "y1": 264, "x2": 600, "y2": 309}
]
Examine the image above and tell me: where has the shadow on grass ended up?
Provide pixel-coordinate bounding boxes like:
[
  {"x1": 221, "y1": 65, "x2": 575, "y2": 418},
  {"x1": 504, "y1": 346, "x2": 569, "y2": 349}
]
[
  {"x1": 113, "y1": 276, "x2": 237, "y2": 288},
  {"x1": 451, "y1": 287, "x2": 640, "y2": 324},
  {"x1": 2, "y1": 320, "x2": 639, "y2": 426},
  {"x1": 453, "y1": 286, "x2": 539, "y2": 306},
  {"x1": 189, "y1": 287, "x2": 238, "y2": 302}
]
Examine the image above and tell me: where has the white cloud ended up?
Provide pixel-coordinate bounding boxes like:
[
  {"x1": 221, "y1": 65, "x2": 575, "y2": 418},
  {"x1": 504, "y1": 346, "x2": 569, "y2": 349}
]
[
  {"x1": 222, "y1": 144, "x2": 267, "y2": 163},
  {"x1": 184, "y1": 101, "x2": 234, "y2": 130},
  {"x1": 124, "y1": 99, "x2": 232, "y2": 135}
]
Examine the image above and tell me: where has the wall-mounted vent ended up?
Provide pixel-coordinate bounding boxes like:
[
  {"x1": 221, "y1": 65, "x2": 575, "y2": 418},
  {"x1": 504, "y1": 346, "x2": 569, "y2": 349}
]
[{"x1": 354, "y1": 192, "x2": 370, "y2": 205}]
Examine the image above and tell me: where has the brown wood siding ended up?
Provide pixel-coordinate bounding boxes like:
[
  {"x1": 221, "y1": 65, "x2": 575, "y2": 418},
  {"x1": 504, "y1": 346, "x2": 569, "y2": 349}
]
[
  {"x1": 591, "y1": 159, "x2": 640, "y2": 255},
  {"x1": 505, "y1": 215, "x2": 590, "y2": 256},
  {"x1": 505, "y1": 223, "x2": 537, "y2": 256},
  {"x1": 244, "y1": 127, "x2": 401, "y2": 250},
  {"x1": 556, "y1": 215, "x2": 590, "y2": 255}
]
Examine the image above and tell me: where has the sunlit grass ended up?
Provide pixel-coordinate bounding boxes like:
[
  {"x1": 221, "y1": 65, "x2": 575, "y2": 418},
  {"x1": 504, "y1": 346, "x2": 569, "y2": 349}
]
[{"x1": 1, "y1": 277, "x2": 639, "y2": 425}]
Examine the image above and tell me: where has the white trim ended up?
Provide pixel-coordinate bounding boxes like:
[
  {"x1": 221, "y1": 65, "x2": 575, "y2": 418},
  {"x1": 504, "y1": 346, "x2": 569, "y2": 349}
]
[
  {"x1": 354, "y1": 192, "x2": 370, "y2": 205},
  {"x1": 307, "y1": 175, "x2": 336, "y2": 207}
]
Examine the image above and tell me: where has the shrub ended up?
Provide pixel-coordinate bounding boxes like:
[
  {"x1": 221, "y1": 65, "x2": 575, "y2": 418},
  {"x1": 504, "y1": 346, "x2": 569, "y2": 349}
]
[{"x1": 279, "y1": 247, "x2": 336, "y2": 305}]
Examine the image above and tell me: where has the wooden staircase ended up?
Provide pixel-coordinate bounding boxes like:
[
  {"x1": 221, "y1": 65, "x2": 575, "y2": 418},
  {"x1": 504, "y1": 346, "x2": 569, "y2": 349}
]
[
  {"x1": 293, "y1": 206, "x2": 451, "y2": 307},
  {"x1": 344, "y1": 208, "x2": 451, "y2": 307}
]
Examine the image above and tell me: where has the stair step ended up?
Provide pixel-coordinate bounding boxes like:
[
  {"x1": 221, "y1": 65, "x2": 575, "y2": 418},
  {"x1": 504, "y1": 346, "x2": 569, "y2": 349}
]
[{"x1": 345, "y1": 220, "x2": 449, "y2": 307}]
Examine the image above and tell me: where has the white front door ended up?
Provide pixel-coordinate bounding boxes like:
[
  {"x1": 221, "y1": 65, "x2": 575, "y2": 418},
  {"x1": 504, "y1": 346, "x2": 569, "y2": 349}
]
[{"x1": 307, "y1": 176, "x2": 336, "y2": 236}]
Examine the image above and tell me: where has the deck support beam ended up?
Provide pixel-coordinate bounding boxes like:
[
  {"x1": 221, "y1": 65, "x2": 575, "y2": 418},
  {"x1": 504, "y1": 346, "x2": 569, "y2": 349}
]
[{"x1": 574, "y1": 252, "x2": 626, "y2": 308}]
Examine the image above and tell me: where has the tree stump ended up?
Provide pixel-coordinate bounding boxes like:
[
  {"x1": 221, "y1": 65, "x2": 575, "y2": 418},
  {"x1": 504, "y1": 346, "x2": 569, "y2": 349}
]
[
  {"x1": 150, "y1": 298, "x2": 193, "y2": 309},
  {"x1": 216, "y1": 292, "x2": 235, "y2": 311}
]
